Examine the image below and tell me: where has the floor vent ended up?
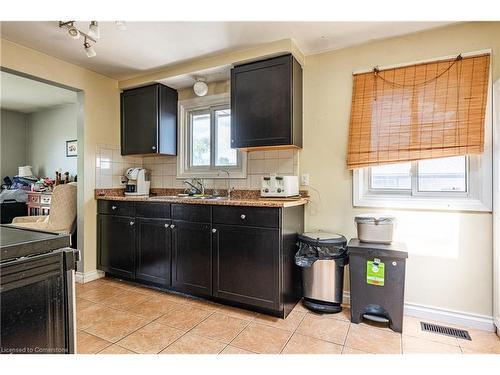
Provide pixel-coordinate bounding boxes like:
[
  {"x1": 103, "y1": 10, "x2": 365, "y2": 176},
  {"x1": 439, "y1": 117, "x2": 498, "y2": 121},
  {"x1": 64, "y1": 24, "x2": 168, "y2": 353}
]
[{"x1": 420, "y1": 322, "x2": 471, "y2": 340}]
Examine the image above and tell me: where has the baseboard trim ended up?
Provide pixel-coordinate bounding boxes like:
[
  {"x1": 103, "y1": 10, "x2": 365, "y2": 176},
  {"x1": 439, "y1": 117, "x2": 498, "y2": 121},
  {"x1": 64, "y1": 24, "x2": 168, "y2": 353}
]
[
  {"x1": 341, "y1": 291, "x2": 495, "y2": 332},
  {"x1": 75, "y1": 270, "x2": 105, "y2": 284},
  {"x1": 495, "y1": 318, "x2": 500, "y2": 337}
]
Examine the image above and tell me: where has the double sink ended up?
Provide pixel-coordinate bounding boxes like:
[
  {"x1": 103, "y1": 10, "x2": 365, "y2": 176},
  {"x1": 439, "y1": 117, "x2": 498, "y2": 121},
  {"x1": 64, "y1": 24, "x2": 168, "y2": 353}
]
[{"x1": 149, "y1": 194, "x2": 230, "y2": 201}]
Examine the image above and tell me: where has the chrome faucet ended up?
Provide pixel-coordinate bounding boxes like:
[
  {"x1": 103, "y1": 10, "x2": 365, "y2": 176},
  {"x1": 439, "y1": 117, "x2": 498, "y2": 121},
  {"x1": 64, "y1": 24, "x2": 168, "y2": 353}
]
[
  {"x1": 218, "y1": 169, "x2": 234, "y2": 199},
  {"x1": 183, "y1": 178, "x2": 205, "y2": 195}
]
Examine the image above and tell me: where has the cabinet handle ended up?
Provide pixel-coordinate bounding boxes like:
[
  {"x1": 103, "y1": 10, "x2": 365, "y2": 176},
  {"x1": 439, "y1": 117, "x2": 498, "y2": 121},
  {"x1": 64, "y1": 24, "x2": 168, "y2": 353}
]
[
  {"x1": 152, "y1": 146, "x2": 156, "y2": 150},
  {"x1": 212, "y1": 228, "x2": 217, "y2": 233},
  {"x1": 129, "y1": 221, "x2": 135, "y2": 226},
  {"x1": 111, "y1": 205, "x2": 117, "y2": 210},
  {"x1": 240, "y1": 214, "x2": 246, "y2": 220},
  {"x1": 170, "y1": 224, "x2": 175, "y2": 229}
]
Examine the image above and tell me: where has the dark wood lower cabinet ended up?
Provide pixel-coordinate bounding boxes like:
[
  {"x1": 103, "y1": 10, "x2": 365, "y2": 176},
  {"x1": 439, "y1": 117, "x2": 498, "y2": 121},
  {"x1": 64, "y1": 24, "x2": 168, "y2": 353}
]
[
  {"x1": 171, "y1": 220, "x2": 212, "y2": 296},
  {"x1": 212, "y1": 224, "x2": 280, "y2": 311},
  {"x1": 97, "y1": 214, "x2": 135, "y2": 279},
  {"x1": 136, "y1": 218, "x2": 171, "y2": 287},
  {"x1": 97, "y1": 201, "x2": 304, "y2": 318}
]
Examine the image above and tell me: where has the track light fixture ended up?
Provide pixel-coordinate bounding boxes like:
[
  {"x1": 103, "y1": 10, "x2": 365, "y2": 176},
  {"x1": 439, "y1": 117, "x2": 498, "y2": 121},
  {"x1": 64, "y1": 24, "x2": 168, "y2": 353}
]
[
  {"x1": 59, "y1": 21, "x2": 127, "y2": 58},
  {"x1": 88, "y1": 21, "x2": 100, "y2": 39},
  {"x1": 84, "y1": 37, "x2": 96, "y2": 58}
]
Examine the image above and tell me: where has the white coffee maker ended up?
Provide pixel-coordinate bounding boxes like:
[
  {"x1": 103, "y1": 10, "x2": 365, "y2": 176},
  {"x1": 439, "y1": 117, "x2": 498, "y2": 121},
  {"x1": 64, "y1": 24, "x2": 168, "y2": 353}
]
[{"x1": 124, "y1": 168, "x2": 150, "y2": 196}]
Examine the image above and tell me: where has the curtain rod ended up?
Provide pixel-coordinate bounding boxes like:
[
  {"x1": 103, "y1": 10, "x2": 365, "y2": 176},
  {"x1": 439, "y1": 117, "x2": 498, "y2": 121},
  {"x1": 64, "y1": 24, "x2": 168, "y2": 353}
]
[{"x1": 352, "y1": 48, "x2": 492, "y2": 75}]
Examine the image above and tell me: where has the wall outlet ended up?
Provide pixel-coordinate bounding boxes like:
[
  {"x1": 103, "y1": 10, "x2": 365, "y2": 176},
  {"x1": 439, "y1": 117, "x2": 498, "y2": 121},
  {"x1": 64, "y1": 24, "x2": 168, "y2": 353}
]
[{"x1": 301, "y1": 174, "x2": 310, "y2": 186}]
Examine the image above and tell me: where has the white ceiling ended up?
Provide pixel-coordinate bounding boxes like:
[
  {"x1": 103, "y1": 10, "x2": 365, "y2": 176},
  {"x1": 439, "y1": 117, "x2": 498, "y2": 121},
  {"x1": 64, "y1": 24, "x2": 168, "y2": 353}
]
[
  {"x1": 0, "y1": 21, "x2": 455, "y2": 82},
  {"x1": 0, "y1": 71, "x2": 77, "y2": 113}
]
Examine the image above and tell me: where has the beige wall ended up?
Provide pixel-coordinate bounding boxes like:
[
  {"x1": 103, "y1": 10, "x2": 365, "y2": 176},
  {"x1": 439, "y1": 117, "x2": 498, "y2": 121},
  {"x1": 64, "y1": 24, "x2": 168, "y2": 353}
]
[
  {"x1": 0, "y1": 109, "x2": 27, "y2": 178},
  {"x1": 1, "y1": 38, "x2": 120, "y2": 273},
  {"x1": 27, "y1": 104, "x2": 78, "y2": 177},
  {"x1": 302, "y1": 22, "x2": 500, "y2": 316}
]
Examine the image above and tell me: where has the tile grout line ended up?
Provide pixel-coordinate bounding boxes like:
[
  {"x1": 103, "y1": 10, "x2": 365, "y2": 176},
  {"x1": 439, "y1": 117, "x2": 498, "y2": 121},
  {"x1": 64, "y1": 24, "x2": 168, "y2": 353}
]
[{"x1": 278, "y1": 311, "x2": 308, "y2": 354}]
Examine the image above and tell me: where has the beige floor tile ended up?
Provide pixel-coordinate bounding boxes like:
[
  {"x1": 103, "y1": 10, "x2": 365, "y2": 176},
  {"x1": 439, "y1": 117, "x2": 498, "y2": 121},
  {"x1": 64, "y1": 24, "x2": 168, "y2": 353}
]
[
  {"x1": 296, "y1": 314, "x2": 350, "y2": 345},
  {"x1": 77, "y1": 330, "x2": 111, "y2": 354},
  {"x1": 253, "y1": 310, "x2": 306, "y2": 331},
  {"x1": 402, "y1": 335, "x2": 461, "y2": 354},
  {"x1": 155, "y1": 304, "x2": 213, "y2": 331},
  {"x1": 402, "y1": 316, "x2": 459, "y2": 346},
  {"x1": 345, "y1": 323, "x2": 402, "y2": 354},
  {"x1": 291, "y1": 301, "x2": 309, "y2": 314},
  {"x1": 78, "y1": 284, "x2": 126, "y2": 303},
  {"x1": 77, "y1": 304, "x2": 121, "y2": 330},
  {"x1": 84, "y1": 309, "x2": 149, "y2": 342},
  {"x1": 342, "y1": 346, "x2": 368, "y2": 354},
  {"x1": 98, "y1": 344, "x2": 137, "y2": 354},
  {"x1": 308, "y1": 308, "x2": 351, "y2": 323},
  {"x1": 185, "y1": 297, "x2": 222, "y2": 312},
  {"x1": 125, "y1": 297, "x2": 179, "y2": 320},
  {"x1": 190, "y1": 313, "x2": 249, "y2": 343},
  {"x1": 160, "y1": 332, "x2": 226, "y2": 354},
  {"x1": 220, "y1": 345, "x2": 256, "y2": 354},
  {"x1": 117, "y1": 322, "x2": 184, "y2": 354},
  {"x1": 282, "y1": 333, "x2": 343, "y2": 354},
  {"x1": 231, "y1": 323, "x2": 292, "y2": 354},
  {"x1": 76, "y1": 279, "x2": 109, "y2": 295},
  {"x1": 99, "y1": 290, "x2": 152, "y2": 311},
  {"x1": 217, "y1": 305, "x2": 258, "y2": 320},
  {"x1": 457, "y1": 328, "x2": 500, "y2": 354},
  {"x1": 76, "y1": 297, "x2": 95, "y2": 313}
]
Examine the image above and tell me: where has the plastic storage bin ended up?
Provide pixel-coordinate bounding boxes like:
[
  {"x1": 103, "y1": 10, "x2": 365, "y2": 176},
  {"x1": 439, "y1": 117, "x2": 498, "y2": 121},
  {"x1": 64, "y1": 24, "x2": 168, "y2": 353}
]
[{"x1": 355, "y1": 214, "x2": 396, "y2": 244}]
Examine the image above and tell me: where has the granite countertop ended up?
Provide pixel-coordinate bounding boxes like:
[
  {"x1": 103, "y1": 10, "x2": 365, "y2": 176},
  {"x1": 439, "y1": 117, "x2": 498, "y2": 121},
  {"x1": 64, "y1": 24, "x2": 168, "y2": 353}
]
[{"x1": 95, "y1": 189, "x2": 308, "y2": 208}]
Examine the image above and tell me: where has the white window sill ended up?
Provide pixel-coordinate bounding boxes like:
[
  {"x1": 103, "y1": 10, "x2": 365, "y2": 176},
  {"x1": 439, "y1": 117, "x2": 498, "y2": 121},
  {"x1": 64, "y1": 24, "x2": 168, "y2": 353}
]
[{"x1": 354, "y1": 194, "x2": 492, "y2": 213}]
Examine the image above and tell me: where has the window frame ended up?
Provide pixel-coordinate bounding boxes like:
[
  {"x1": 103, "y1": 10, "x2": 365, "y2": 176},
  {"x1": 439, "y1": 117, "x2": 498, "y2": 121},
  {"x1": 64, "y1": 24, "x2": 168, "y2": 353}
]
[
  {"x1": 177, "y1": 93, "x2": 247, "y2": 179},
  {"x1": 352, "y1": 57, "x2": 493, "y2": 212},
  {"x1": 354, "y1": 153, "x2": 491, "y2": 212}
]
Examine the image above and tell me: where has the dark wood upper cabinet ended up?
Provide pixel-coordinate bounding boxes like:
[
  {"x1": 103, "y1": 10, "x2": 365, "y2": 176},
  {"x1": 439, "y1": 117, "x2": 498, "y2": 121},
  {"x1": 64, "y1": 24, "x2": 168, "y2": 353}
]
[
  {"x1": 121, "y1": 83, "x2": 178, "y2": 155},
  {"x1": 231, "y1": 54, "x2": 302, "y2": 149}
]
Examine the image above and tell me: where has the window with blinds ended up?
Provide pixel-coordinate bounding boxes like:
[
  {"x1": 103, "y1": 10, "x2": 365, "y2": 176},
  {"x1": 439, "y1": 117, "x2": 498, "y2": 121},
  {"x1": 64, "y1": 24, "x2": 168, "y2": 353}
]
[{"x1": 346, "y1": 53, "x2": 490, "y2": 170}]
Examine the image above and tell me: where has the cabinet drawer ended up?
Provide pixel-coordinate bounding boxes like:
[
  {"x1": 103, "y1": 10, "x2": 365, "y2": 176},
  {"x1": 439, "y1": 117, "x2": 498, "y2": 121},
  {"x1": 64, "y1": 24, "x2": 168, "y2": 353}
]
[
  {"x1": 97, "y1": 200, "x2": 134, "y2": 216},
  {"x1": 171, "y1": 204, "x2": 210, "y2": 223},
  {"x1": 213, "y1": 206, "x2": 280, "y2": 228},
  {"x1": 135, "y1": 202, "x2": 170, "y2": 218}
]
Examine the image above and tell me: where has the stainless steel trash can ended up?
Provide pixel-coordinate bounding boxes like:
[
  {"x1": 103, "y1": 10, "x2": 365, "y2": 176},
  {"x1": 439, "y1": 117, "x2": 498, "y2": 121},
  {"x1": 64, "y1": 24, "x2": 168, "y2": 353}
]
[{"x1": 295, "y1": 232, "x2": 348, "y2": 313}]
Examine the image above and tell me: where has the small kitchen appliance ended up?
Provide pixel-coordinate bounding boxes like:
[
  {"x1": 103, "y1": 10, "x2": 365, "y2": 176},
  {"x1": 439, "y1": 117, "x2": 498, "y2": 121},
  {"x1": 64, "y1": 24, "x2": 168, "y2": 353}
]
[
  {"x1": 124, "y1": 168, "x2": 150, "y2": 196},
  {"x1": 261, "y1": 175, "x2": 299, "y2": 198}
]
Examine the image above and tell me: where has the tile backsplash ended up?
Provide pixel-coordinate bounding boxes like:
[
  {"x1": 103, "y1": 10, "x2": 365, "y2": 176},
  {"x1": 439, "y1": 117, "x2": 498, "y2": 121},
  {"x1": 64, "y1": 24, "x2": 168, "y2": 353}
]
[{"x1": 95, "y1": 144, "x2": 299, "y2": 190}]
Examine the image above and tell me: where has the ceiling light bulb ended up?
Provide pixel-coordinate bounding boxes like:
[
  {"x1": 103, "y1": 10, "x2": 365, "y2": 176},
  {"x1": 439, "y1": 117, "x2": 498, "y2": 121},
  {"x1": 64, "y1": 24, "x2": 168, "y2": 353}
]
[
  {"x1": 88, "y1": 21, "x2": 100, "y2": 39},
  {"x1": 68, "y1": 25, "x2": 80, "y2": 39},
  {"x1": 115, "y1": 21, "x2": 127, "y2": 31},
  {"x1": 84, "y1": 41, "x2": 96, "y2": 58},
  {"x1": 193, "y1": 78, "x2": 208, "y2": 97}
]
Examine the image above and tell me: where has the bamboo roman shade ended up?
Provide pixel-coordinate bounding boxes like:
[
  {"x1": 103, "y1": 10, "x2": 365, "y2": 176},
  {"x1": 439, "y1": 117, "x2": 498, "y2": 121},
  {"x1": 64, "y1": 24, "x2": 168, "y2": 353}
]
[{"x1": 347, "y1": 53, "x2": 490, "y2": 169}]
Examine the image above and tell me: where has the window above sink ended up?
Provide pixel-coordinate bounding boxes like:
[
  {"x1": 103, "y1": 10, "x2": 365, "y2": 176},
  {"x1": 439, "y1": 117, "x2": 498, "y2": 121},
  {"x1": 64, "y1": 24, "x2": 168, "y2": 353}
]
[{"x1": 177, "y1": 93, "x2": 247, "y2": 179}]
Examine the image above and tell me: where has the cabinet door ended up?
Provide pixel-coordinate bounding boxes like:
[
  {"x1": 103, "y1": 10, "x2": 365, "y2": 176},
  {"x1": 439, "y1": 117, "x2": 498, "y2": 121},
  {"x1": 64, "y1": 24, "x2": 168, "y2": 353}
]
[
  {"x1": 213, "y1": 224, "x2": 280, "y2": 311},
  {"x1": 97, "y1": 215, "x2": 135, "y2": 279},
  {"x1": 231, "y1": 55, "x2": 291, "y2": 148},
  {"x1": 136, "y1": 218, "x2": 171, "y2": 287},
  {"x1": 121, "y1": 85, "x2": 158, "y2": 155},
  {"x1": 171, "y1": 220, "x2": 212, "y2": 296}
]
